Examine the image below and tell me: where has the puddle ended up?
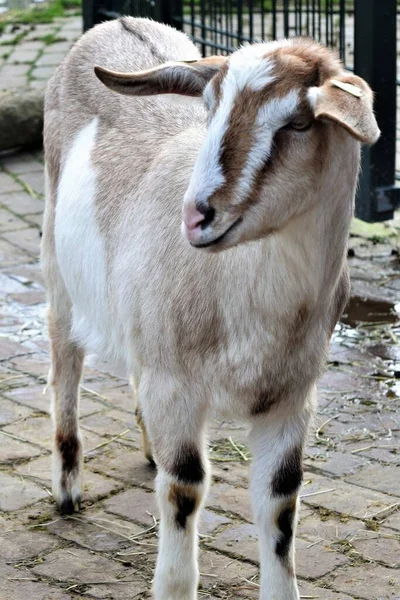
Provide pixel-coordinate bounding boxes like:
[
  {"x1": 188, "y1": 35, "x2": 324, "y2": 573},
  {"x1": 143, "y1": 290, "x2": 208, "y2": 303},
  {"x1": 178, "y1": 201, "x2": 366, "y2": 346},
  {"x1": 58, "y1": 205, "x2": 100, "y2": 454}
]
[{"x1": 341, "y1": 295, "x2": 399, "y2": 328}]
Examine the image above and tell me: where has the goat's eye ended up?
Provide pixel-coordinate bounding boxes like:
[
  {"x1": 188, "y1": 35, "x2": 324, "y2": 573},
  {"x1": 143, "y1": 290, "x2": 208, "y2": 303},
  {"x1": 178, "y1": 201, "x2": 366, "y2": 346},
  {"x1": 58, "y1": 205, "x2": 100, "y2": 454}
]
[{"x1": 283, "y1": 119, "x2": 313, "y2": 132}]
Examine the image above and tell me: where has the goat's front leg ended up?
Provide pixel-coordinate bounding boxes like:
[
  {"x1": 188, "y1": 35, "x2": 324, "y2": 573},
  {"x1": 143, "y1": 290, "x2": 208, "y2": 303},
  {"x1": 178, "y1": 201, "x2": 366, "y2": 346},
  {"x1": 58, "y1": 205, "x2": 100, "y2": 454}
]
[
  {"x1": 249, "y1": 390, "x2": 316, "y2": 600},
  {"x1": 140, "y1": 373, "x2": 209, "y2": 600}
]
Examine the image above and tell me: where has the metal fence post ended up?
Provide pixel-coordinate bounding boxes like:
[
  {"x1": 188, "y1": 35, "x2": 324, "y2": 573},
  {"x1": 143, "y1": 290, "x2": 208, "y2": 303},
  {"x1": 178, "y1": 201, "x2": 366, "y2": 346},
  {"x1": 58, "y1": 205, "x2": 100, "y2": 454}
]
[
  {"x1": 354, "y1": 0, "x2": 400, "y2": 221},
  {"x1": 157, "y1": 0, "x2": 183, "y2": 30}
]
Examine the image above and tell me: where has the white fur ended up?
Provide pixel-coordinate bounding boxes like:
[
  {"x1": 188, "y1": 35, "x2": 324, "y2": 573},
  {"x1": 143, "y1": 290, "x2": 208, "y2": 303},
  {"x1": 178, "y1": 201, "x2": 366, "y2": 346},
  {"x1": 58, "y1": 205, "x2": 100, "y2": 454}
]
[
  {"x1": 235, "y1": 90, "x2": 299, "y2": 202},
  {"x1": 55, "y1": 118, "x2": 127, "y2": 372}
]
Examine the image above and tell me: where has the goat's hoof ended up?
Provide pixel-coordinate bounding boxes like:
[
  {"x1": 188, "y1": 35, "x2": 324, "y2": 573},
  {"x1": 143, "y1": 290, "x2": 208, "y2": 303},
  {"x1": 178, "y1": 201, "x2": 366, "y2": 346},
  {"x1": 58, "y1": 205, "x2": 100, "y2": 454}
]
[{"x1": 59, "y1": 494, "x2": 81, "y2": 515}]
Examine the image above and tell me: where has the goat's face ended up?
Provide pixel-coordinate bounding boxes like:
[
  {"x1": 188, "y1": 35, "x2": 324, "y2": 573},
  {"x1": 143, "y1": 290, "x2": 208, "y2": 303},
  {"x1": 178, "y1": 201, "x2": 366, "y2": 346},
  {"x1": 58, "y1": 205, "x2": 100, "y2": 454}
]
[{"x1": 95, "y1": 39, "x2": 380, "y2": 251}]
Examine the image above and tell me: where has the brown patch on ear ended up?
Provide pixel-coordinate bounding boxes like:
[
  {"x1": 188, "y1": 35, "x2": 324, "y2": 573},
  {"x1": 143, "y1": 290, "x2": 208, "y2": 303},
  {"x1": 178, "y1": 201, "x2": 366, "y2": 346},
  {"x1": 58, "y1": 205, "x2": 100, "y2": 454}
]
[
  {"x1": 94, "y1": 56, "x2": 227, "y2": 98},
  {"x1": 313, "y1": 73, "x2": 380, "y2": 144}
]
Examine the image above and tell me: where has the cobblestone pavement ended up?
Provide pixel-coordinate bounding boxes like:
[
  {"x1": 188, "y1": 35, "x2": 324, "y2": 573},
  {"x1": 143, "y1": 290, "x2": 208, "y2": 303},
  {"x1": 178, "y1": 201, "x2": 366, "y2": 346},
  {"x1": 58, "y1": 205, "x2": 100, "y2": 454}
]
[
  {"x1": 0, "y1": 16, "x2": 81, "y2": 90},
  {"x1": 0, "y1": 150, "x2": 399, "y2": 600}
]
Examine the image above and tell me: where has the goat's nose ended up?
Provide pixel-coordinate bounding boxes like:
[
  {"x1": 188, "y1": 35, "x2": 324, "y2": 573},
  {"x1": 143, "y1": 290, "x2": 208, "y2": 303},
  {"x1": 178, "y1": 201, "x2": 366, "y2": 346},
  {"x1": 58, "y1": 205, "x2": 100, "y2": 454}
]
[{"x1": 183, "y1": 203, "x2": 215, "y2": 231}]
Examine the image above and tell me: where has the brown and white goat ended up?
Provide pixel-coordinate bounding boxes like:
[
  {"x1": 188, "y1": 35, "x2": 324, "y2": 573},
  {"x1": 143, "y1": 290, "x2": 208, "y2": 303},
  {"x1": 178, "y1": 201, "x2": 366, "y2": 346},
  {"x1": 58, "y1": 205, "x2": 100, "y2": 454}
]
[{"x1": 42, "y1": 16, "x2": 379, "y2": 600}]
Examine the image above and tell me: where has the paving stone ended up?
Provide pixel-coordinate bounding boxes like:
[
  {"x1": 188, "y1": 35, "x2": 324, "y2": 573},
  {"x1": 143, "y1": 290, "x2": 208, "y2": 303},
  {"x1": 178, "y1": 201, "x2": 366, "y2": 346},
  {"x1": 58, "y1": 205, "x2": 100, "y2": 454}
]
[
  {"x1": 4, "y1": 382, "x2": 105, "y2": 416},
  {"x1": 295, "y1": 538, "x2": 350, "y2": 580},
  {"x1": 0, "y1": 563, "x2": 72, "y2": 600},
  {"x1": 0, "y1": 208, "x2": 29, "y2": 233},
  {"x1": 4, "y1": 262, "x2": 45, "y2": 287},
  {"x1": 32, "y1": 546, "x2": 137, "y2": 584},
  {"x1": 211, "y1": 460, "x2": 249, "y2": 488},
  {"x1": 209, "y1": 523, "x2": 259, "y2": 563},
  {"x1": 4, "y1": 414, "x2": 106, "y2": 455},
  {"x1": 4, "y1": 356, "x2": 49, "y2": 379},
  {"x1": 15, "y1": 41, "x2": 43, "y2": 51},
  {"x1": 46, "y1": 509, "x2": 145, "y2": 552},
  {"x1": 10, "y1": 290, "x2": 46, "y2": 305},
  {"x1": 17, "y1": 171, "x2": 44, "y2": 196},
  {"x1": 2, "y1": 227, "x2": 41, "y2": 256},
  {"x1": 25, "y1": 212, "x2": 43, "y2": 227},
  {"x1": 1, "y1": 153, "x2": 43, "y2": 174},
  {"x1": 351, "y1": 534, "x2": 400, "y2": 568},
  {"x1": 0, "y1": 430, "x2": 43, "y2": 463},
  {"x1": 0, "y1": 237, "x2": 33, "y2": 265},
  {"x1": 0, "y1": 527, "x2": 59, "y2": 561},
  {"x1": 0, "y1": 396, "x2": 34, "y2": 425},
  {"x1": 0, "y1": 338, "x2": 32, "y2": 360},
  {"x1": 199, "y1": 549, "x2": 258, "y2": 593},
  {"x1": 15, "y1": 454, "x2": 123, "y2": 500},
  {"x1": 0, "y1": 190, "x2": 44, "y2": 215},
  {"x1": 81, "y1": 409, "x2": 141, "y2": 447},
  {"x1": 88, "y1": 444, "x2": 156, "y2": 489},
  {"x1": 104, "y1": 488, "x2": 158, "y2": 527},
  {"x1": 297, "y1": 513, "x2": 364, "y2": 544},
  {"x1": 207, "y1": 482, "x2": 253, "y2": 522},
  {"x1": 0, "y1": 472, "x2": 48, "y2": 511},
  {"x1": 298, "y1": 580, "x2": 357, "y2": 599},
  {"x1": 327, "y1": 564, "x2": 399, "y2": 599},
  {"x1": 31, "y1": 65, "x2": 57, "y2": 80},
  {"x1": 0, "y1": 75, "x2": 27, "y2": 89},
  {"x1": 384, "y1": 510, "x2": 400, "y2": 532},
  {"x1": 81, "y1": 382, "x2": 135, "y2": 412},
  {"x1": 199, "y1": 509, "x2": 232, "y2": 535},
  {"x1": 305, "y1": 451, "x2": 368, "y2": 477},
  {"x1": 10, "y1": 48, "x2": 40, "y2": 63},
  {"x1": 346, "y1": 464, "x2": 400, "y2": 497},
  {"x1": 0, "y1": 171, "x2": 22, "y2": 193},
  {"x1": 301, "y1": 472, "x2": 398, "y2": 520},
  {"x1": 37, "y1": 52, "x2": 68, "y2": 66}
]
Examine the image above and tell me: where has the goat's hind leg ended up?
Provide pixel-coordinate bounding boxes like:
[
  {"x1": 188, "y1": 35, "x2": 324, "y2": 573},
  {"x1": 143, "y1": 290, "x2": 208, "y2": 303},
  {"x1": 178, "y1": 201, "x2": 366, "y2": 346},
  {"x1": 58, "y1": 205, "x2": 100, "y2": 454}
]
[
  {"x1": 249, "y1": 389, "x2": 316, "y2": 600},
  {"x1": 130, "y1": 375, "x2": 155, "y2": 466},
  {"x1": 48, "y1": 308, "x2": 84, "y2": 514}
]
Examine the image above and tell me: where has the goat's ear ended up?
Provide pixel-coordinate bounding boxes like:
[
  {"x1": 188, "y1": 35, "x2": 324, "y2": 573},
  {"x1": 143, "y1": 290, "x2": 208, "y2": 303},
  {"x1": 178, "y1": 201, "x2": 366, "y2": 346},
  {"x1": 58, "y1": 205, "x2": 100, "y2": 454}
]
[
  {"x1": 94, "y1": 56, "x2": 227, "y2": 97},
  {"x1": 310, "y1": 73, "x2": 380, "y2": 144}
]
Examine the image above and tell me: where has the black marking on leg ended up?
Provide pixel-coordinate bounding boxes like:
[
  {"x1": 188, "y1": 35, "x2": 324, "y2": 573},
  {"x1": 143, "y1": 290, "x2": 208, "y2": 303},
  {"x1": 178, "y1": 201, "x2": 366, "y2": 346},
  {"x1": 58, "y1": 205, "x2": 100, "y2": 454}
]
[
  {"x1": 170, "y1": 442, "x2": 204, "y2": 485},
  {"x1": 56, "y1": 432, "x2": 80, "y2": 474},
  {"x1": 271, "y1": 445, "x2": 303, "y2": 497},
  {"x1": 275, "y1": 502, "x2": 296, "y2": 562},
  {"x1": 168, "y1": 483, "x2": 197, "y2": 529}
]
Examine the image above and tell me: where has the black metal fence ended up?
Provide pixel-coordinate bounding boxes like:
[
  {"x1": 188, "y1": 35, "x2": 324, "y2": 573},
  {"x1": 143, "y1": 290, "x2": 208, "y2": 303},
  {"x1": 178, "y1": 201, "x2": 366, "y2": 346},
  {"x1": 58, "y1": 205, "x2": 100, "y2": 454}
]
[{"x1": 83, "y1": 0, "x2": 400, "y2": 222}]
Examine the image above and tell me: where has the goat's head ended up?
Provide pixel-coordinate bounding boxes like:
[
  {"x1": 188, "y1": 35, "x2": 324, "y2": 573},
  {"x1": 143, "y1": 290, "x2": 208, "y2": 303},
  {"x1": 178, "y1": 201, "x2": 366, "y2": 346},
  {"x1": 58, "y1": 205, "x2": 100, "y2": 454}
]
[{"x1": 95, "y1": 39, "x2": 379, "y2": 251}]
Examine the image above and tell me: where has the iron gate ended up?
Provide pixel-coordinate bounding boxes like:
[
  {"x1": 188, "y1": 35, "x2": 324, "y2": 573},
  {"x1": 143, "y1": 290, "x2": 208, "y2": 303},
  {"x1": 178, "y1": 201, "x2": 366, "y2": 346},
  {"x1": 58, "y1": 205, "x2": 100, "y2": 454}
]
[{"x1": 83, "y1": 0, "x2": 400, "y2": 223}]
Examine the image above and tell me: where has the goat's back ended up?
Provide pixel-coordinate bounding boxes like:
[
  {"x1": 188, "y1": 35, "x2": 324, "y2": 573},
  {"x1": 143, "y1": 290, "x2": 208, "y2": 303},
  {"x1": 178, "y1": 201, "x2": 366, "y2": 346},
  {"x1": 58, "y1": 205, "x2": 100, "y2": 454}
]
[{"x1": 44, "y1": 17, "x2": 203, "y2": 173}]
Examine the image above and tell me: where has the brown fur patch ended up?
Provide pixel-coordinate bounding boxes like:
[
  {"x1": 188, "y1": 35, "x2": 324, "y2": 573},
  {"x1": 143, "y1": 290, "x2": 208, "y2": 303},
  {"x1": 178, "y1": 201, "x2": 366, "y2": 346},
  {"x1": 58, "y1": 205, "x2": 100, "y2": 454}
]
[
  {"x1": 274, "y1": 497, "x2": 297, "y2": 575},
  {"x1": 56, "y1": 431, "x2": 80, "y2": 474},
  {"x1": 168, "y1": 482, "x2": 199, "y2": 529}
]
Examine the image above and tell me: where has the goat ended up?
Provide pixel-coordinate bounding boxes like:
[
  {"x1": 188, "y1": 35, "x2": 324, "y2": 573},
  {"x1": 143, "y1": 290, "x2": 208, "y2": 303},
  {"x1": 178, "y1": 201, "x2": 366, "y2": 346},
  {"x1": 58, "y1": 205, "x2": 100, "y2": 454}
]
[{"x1": 42, "y1": 16, "x2": 379, "y2": 600}]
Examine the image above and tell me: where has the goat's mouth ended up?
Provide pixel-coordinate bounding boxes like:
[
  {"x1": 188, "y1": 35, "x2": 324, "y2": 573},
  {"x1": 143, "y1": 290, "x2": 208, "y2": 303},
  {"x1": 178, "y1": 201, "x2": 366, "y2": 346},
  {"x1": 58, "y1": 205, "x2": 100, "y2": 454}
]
[{"x1": 190, "y1": 217, "x2": 243, "y2": 249}]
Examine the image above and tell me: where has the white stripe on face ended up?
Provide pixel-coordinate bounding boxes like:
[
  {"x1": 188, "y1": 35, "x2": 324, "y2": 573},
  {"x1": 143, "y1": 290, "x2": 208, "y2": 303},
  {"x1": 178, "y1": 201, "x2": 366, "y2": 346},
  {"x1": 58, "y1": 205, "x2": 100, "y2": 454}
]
[
  {"x1": 234, "y1": 90, "x2": 299, "y2": 203},
  {"x1": 185, "y1": 48, "x2": 276, "y2": 208}
]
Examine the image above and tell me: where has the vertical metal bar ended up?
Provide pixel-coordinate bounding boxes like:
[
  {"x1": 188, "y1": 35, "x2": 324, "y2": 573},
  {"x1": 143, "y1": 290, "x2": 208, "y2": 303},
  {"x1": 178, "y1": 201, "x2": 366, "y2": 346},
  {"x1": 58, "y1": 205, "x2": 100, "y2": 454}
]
[
  {"x1": 339, "y1": 0, "x2": 345, "y2": 60},
  {"x1": 249, "y1": 0, "x2": 254, "y2": 41},
  {"x1": 237, "y1": 0, "x2": 243, "y2": 42},
  {"x1": 160, "y1": 0, "x2": 183, "y2": 29},
  {"x1": 354, "y1": 0, "x2": 398, "y2": 221},
  {"x1": 283, "y1": 0, "x2": 289, "y2": 37},
  {"x1": 272, "y1": 0, "x2": 277, "y2": 40},
  {"x1": 200, "y1": 0, "x2": 206, "y2": 55}
]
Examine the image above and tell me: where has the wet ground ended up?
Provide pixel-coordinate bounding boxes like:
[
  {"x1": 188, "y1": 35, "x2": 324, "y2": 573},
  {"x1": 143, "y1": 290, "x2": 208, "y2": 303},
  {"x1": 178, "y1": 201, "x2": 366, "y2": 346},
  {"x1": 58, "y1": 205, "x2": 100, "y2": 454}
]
[{"x1": 0, "y1": 148, "x2": 399, "y2": 599}]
